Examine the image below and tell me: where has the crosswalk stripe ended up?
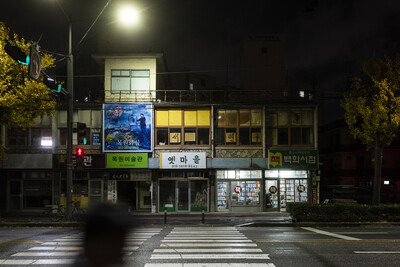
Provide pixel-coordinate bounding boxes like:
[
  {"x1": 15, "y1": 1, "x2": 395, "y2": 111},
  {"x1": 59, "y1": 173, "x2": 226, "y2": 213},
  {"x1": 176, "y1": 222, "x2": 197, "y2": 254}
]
[
  {"x1": 12, "y1": 252, "x2": 79, "y2": 257},
  {"x1": 144, "y1": 264, "x2": 275, "y2": 267},
  {"x1": 162, "y1": 239, "x2": 252, "y2": 243},
  {"x1": 151, "y1": 254, "x2": 270, "y2": 260},
  {"x1": 153, "y1": 248, "x2": 263, "y2": 253},
  {"x1": 165, "y1": 239, "x2": 247, "y2": 240},
  {"x1": 160, "y1": 243, "x2": 257, "y2": 247}
]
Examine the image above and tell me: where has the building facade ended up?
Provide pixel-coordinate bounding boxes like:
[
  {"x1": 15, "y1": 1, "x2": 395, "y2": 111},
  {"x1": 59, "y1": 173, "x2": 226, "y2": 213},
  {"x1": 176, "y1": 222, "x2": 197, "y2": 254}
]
[{"x1": 0, "y1": 53, "x2": 319, "y2": 215}]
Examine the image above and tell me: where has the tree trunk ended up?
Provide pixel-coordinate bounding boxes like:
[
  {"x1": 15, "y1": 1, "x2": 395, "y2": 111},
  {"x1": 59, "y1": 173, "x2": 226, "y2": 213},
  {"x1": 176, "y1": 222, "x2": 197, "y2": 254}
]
[{"x1": 372, "y1": 138, "x2": 382, "y2": 205}]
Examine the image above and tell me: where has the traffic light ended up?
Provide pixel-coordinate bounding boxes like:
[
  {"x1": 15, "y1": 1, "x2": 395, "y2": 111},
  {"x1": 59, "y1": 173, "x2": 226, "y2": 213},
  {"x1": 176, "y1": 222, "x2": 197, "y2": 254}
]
[
  {"x1": 28, "y1": 44, "x2": 41, "y2": 81},
  {"x1": 75, "y1": 147, "x2": 84, "y2": 167},
  {"x1": 77, "y1": 122, "x2": 87, "y2": 145},
  {"x1": 4, "y1": 40, "x2": 30, "y2": 65},
  {"x1": 42, "y1": 72, "x2": 61, "y2": 93}
]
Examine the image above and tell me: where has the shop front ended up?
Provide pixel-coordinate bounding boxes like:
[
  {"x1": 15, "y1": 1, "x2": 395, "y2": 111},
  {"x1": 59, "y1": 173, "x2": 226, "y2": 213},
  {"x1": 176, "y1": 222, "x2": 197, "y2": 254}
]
[
  {"x1": 158, "y1": 152, "x2": 208, "y2": 212},
  {"x1": 266, "y1": 149, "x2": 319, "y2": 211},
  {"x1": 216, "y1": 170, "x2": 263, "y2": 212},
  {"x1": 106, "y1": 153, "x2": 152, "y2": 211}
]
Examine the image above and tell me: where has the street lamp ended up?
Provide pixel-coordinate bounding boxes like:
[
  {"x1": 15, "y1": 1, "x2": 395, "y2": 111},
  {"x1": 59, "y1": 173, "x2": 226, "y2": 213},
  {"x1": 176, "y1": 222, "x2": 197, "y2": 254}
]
[
  {"x1": 118, "y1": 6, "x2": 139, "y2": 26},
  {"x1": 55, "y1": 1, "x2": 138, "y2": 220}
]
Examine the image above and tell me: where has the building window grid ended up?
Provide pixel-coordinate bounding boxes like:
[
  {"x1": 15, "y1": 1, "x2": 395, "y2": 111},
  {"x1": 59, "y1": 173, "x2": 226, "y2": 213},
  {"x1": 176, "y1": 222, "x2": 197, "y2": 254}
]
[
  {"x1": 155, "y1": 109, "x2": 211, "y2": 147},
  {"x1": 266, "y1": 109, "x2": 314, "y2": 146},
  {"x1": 216, "y1": 108, "x2": 262, "y2": 146},
  {"x1": 111, "y1": 69, "x2": 150, "y2": 94}
]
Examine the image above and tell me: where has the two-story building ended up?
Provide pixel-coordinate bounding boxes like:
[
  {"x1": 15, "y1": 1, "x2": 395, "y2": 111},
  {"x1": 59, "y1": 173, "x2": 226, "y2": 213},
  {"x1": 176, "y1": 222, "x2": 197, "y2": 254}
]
[{"x1": 0, "y1": 52, "x2": 319, "y2": 215}]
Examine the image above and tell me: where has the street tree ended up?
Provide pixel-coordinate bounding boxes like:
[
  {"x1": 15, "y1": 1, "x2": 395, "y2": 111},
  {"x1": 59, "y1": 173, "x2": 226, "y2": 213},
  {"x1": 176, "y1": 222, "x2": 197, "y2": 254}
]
[
  {"x1": 0, "y1": 22, "x2": 57, "y2": 159},
  {"x1": 342, "y1": 55, "x2": 400, "y2": 204}
]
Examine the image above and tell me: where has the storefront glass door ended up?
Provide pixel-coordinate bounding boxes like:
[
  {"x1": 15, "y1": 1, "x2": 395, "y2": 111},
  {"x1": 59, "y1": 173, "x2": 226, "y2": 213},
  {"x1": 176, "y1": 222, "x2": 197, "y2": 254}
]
[
  {"x1": 177, "y1": 181, "x2": 189, "y2": 211},
  {"x1": 217, "y1": 182, "x2": 230, "y2": 211},
  {"x1": 265, "y1": 180, "x2": 279, "y2": 209}
]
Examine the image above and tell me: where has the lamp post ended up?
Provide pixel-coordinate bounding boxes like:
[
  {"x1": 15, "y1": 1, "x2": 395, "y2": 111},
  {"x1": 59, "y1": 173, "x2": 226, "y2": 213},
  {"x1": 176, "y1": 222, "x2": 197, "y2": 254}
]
[{"x1": 55, "y1": 1, "x2": 139, "y2": 220}]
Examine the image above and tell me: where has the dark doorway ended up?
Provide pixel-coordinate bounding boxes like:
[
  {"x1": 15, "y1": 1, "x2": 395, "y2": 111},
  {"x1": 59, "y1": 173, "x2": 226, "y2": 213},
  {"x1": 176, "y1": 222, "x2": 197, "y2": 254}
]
[{"x1": 117, "y1": 181, "x2": 136, "y2": 210}]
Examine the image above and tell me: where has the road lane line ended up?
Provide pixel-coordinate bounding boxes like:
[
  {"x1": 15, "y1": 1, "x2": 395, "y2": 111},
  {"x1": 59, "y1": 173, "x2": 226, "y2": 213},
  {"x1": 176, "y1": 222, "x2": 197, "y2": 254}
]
[
  {"x1": 354, "y1": 251, "x2": 400, "y2": 254},
  {"x1": 144, "y1": 264, "x2": 275, "y2": 267},
  {"x1": 11, "y1": 252, "x2": 79, "y2": 257},
  {"x1": 301, "y1": 227, "x2": 361, "y2": 240}
]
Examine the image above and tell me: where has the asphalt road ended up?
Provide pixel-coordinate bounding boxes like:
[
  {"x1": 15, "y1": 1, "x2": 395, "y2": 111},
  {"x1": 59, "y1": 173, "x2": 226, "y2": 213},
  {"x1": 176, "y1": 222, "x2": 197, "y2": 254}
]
[{"x1": 1, "y1": 226, "x2": 400, "y2": 266}]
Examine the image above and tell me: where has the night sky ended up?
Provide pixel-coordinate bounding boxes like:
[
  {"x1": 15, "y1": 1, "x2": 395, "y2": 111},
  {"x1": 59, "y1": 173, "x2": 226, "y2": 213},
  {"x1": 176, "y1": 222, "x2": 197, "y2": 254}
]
[{"x1": 2, "y1": 0, "x2": 400, "y2": 123}]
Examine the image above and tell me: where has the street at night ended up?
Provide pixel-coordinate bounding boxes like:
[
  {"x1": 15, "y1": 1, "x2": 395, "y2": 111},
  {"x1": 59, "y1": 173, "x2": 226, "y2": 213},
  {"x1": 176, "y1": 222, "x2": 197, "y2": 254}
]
[{"x1": 1, "y1": 225, "x2": 400, "y2": 266}]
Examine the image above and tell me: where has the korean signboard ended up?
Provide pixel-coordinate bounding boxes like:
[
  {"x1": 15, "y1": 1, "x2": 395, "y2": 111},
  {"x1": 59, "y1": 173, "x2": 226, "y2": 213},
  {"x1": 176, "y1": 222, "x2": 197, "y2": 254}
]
[
  {"x1": 103, "y1": 104, "x2": 152, "y2": 152},
  {"x1": 106, "y1": 153, "x2": 148, "y2": 168},
  {"x1": 269, "y1": 149, "x2": 318, "y2": 169},
  {"x1": 160, "y1": 152, "x2": 206, "y2": 169},
  {"x1": 53, "y1": 154, "x2": 105, "y2": 168}
]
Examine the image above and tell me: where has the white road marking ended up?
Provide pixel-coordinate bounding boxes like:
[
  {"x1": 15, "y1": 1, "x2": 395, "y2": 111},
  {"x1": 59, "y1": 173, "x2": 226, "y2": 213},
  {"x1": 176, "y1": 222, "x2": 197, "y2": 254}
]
[
  {"x1": 354, "y1": 251, "x2": 400, "y2": 254},
  {"x1": 0, "y1": 259, "x2": 75, "y2": 265},
  {"x1": 29, "y1": 246, "x2": 81, "y2": 251},
  {"x1": 144, "y1": 264, "x2": 275, "y2": 267},
  {"x1": 301, "y1": 227, "x2": 361, "y2": 241},
  {"x1": 12, "y1": 252, "x2": 79, "y2": 257},
  {"x1": 151, "y1": 254, "x2": 270, "y2": 260},
  {"x1": 165, "y1": 237, "x2": 248, "y2": 240},
  {"x1": 153, "y1": 248, "x2": 263, "y2": 253},
  {"x1": 160, "y1": 243, "x2": 257, "y2": 247},
  {"x1": 162, "y1": 239, "x2": 252, "y2": 243}
]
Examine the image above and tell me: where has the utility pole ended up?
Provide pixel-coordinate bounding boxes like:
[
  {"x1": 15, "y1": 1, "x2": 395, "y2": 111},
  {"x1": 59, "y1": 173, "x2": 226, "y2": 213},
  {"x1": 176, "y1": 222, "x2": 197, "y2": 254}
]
[{"x1": 66, "y1": 20, "x2": 74, "y2": 221}]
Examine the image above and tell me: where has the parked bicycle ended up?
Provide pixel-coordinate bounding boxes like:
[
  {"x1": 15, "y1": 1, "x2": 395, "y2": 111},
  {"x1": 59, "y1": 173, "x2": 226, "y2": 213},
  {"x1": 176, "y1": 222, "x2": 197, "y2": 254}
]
[{"x1": 45, "y1": 200, "x2": 86, "y2": 222}]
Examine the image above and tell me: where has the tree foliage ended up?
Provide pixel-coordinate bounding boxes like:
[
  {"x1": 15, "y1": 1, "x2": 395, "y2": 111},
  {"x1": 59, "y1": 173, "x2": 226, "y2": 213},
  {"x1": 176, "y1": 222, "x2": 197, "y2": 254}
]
[
  {"x1": 342, "y1": 55, "x2": 400, "y2": 204},
  {"x1": 342, "y1": 55, "x2": 400, "y2": 150},
  {"x1": 0, "y1": 22, "x2": 57, "y2": 127}
]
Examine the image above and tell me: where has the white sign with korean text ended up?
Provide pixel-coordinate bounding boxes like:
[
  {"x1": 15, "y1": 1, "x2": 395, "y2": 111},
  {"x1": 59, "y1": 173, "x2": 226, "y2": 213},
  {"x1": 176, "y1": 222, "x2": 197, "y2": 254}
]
[{"x1": 160, "y1": 152, "x2": 206, "y2": 169}]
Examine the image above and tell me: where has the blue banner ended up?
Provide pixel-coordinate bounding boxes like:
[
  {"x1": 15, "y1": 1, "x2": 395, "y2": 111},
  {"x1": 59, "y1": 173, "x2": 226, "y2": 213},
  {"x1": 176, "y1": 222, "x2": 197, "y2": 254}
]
[{"x1": 103, "y1": 104, "x2": 152, "y2": 152}]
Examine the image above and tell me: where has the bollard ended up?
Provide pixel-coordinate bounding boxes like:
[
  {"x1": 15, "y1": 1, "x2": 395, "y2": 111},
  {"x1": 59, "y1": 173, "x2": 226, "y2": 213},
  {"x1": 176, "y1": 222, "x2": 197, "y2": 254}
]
[
  {"x1": 202, "y1": 208, "x2": 205, "y2": 224},
  {"x1": 164, "y1": 207, "x2": 167, "y2": 224}
]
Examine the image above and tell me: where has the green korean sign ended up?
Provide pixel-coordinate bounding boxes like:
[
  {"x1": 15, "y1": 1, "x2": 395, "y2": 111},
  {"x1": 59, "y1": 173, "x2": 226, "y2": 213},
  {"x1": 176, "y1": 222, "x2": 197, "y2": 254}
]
[
  {"x1": 106, "y1": 153, "x2": 148, "y2": 168},
  {"x1": 269, "y1": 149, "x2": 318, "y2": 169}
]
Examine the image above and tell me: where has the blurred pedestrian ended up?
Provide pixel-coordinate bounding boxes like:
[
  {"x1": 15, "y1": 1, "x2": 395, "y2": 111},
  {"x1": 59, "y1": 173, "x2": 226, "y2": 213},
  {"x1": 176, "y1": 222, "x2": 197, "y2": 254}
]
[{"x1": 73, "y1": 203, "x2": 132, "y2": 267}]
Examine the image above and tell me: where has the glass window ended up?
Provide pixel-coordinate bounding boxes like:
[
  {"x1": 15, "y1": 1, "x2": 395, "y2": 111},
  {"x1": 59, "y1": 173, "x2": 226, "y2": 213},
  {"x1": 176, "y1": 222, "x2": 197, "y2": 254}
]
[
  {"x1": 217, "y1": 110, "x2": 226, "y2": 126},
  {"x1": 157, "y1": 128, "x2": 168, "y2": 145},
  {"x1": 231, "y1": 181, "x2": 245, "y2": 205},
  {"x1": 239, "y1": 128, "x2": 250, "y2": 145},
  {"x1": 291, "y1": 128, "x2": 301, "y2": 145},
  {"x1": 191, "y1": 180, "x2": 208, "y2": 211},
  {"x1": 239, "y1": 109, "x2": 250, "y2": 126},
  {"x1": 302, "y1": 128, "x2": 312, "y2": 144},
  {"x1": 184, "y1": 128, "x2": 196, "y2": 145},
  {"x1": 278, "y1": 128, "x2": 289, "y2": 145},
  {"x1": 111, "y1": 69, "x2": 150, "y2": 94},
  {"x1": 225, "y1": 110, "x2": 237, "y2": 127},
  {"x1": 217, "y1": 108, "x2": 262, "y2": 146},
  {"x1": 277, "y1": 111, "x2": 288, "y2": 126},
  {"x1": 7, "y1": 128, "x2": 28, "y2": 146},
  {"x1": 159, "y1": 180, "x2": 175, "y2": 212},
  {"x1": 59, "y1": 128, "x2": 67, "y2": 145},
  {"x1": 169, "y1": 128, "x2": 181, "y2": 144},
  {"x1": 198, "y1": 128, "x2": 209, "y2": 145}
]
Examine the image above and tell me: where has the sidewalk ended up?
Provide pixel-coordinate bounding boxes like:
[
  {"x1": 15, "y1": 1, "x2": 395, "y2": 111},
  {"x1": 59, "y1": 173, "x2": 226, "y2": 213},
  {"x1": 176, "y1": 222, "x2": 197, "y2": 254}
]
[{"x1": 0, "y1": 211, "x2": 294, "y2": 227}]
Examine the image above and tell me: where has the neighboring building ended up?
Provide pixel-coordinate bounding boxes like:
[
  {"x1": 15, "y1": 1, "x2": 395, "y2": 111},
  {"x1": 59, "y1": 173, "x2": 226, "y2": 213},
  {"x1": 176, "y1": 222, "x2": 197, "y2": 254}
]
[
  {"x1": 242, "y1": 34, "x2": 287, "y2": 100},
  {"x1": 0, "y1": 51, "x2": 319, "y2": 215},
  {"x1": 319, "y1": 120, "x2": 400, "y2": 203}
]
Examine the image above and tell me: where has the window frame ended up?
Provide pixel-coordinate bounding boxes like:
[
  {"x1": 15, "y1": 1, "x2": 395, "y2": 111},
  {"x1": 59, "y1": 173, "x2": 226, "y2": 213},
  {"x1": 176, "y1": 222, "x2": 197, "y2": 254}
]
[
  {"x1": 111, "y1": 69, "x2": 150, "y2": 94},
  {"x1": 216, "y1": 108, "x2": 263, "y2": 147},
  {"x1": 266, "y1": 109, "x2": 314, "y2": 147},
  {"x1": 155, "y1": 109, "x2": 211, "y2": 147}
]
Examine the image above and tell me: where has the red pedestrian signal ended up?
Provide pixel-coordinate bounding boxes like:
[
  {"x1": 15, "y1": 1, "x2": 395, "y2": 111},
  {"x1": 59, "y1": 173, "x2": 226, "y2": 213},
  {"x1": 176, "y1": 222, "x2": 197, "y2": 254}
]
[{"x1": 75, "y1": 147, "x2": 84, "y2": 157}]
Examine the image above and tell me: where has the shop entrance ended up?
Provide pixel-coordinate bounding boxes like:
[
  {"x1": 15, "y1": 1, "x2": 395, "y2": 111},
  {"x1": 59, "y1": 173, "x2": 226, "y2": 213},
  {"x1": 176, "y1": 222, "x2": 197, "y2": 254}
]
[
  {"x1": 265, "y1": 180, "x2": 279, "y2": 210},
  {"x1": 159, "y1": 179, "x2": 208, "y2": 212},
  {"x1": 177, "y1": 181, "x2": 189, "y2": 211},
  {"x1": 117, "y1": 181, "x2": 137, "y2": 210}
]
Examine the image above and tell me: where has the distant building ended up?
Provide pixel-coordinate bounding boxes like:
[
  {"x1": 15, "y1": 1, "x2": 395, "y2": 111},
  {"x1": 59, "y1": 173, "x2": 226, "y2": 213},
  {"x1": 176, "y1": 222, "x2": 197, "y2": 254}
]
[{"x1": 319, "y1": 120, "x2": 400, "y2": 203}]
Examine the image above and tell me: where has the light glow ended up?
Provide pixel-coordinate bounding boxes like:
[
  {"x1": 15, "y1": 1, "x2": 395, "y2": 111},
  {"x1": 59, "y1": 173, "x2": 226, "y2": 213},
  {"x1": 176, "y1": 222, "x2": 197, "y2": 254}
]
[
  {"x1": 41, "y1": 137, "x2": 53, "y2": 147},
  {"x1": 119, "y1": 6, "x2": 139, "y2": 26}
]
